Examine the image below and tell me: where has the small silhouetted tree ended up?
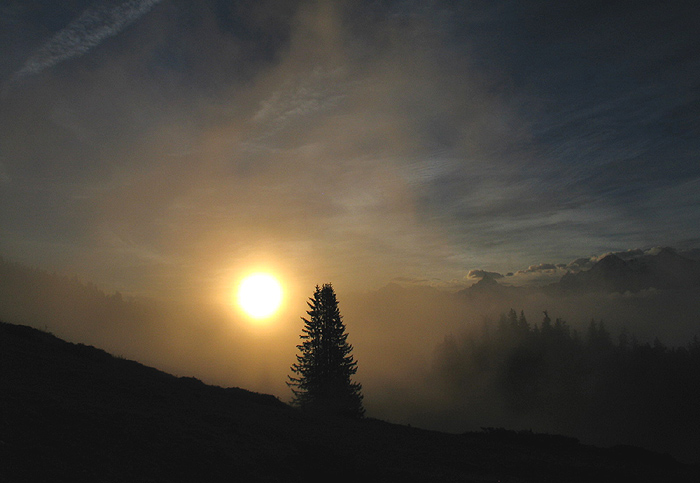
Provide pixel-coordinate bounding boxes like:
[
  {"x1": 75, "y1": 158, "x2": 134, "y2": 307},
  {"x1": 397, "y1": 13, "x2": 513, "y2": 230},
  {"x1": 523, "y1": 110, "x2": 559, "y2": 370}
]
[{"x1": 288, "y1": 283, "x2": 364, "y2": 418}]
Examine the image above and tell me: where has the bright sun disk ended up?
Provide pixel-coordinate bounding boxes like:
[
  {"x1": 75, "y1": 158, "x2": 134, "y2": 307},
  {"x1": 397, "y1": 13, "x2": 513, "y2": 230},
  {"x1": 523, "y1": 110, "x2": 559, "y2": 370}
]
[{"x1": 237, "y1": 273, "x2": 283, "y2": 320}]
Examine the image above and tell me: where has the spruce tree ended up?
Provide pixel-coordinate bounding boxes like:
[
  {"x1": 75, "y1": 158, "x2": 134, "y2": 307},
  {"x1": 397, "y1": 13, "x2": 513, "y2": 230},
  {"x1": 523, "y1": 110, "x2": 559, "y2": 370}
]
[{"x1": 287, "y1": 283, "x2": 364, "y2": 418}]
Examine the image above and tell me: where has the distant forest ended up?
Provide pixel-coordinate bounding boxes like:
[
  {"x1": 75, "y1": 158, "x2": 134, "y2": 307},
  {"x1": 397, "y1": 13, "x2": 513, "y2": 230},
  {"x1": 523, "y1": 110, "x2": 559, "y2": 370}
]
[
  {"x1": 0, "y1": 256, "x2": 153, "y2": 337},
  {"x1": 431, "y1": 309, "x2": 700, "y2": 462}
]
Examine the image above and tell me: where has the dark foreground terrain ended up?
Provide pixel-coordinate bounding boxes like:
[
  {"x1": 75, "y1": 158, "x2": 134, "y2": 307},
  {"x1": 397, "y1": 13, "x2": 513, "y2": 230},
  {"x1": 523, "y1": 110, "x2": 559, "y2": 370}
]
[{"x1": 1, "y1": 321, "x2": 697, "y2": 482}]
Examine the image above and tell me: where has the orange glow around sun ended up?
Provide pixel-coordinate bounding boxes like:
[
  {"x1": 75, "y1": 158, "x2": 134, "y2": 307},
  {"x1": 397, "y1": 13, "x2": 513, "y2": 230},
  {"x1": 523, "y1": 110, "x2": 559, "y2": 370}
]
[{"x1": 236, "y1": 273, "x2": 283, "y2": 320}]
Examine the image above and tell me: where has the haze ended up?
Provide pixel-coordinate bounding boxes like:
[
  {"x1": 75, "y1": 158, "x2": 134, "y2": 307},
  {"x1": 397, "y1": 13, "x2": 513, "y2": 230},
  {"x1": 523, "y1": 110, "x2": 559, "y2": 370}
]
[{"x1": 1, "y1": 0, "x2": 699, "y2": 464}]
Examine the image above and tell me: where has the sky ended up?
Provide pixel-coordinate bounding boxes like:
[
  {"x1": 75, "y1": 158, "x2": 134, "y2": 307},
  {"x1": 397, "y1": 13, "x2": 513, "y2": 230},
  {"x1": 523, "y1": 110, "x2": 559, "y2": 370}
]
[
  {"x1": 1, "y1": 0, "x2": 700, "y2": 302},
  {"x1": 2, "y1": 2, "x2": 700, "y2": 462}
]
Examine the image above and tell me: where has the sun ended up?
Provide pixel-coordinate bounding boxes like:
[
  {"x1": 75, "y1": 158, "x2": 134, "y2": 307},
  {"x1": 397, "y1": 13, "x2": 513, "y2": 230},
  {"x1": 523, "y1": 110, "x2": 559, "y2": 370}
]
[{"x1": 237, "y1": 273, "x2": 283, "y2": 320}]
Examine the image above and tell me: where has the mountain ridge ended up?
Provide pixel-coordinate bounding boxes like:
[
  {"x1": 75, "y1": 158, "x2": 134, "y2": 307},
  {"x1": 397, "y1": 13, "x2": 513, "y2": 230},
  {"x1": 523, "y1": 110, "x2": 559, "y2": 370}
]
[
  {"x1": 558, "y1": 248, "x2": 700, "y2": 293},
  {"x1": 450, "y1": 247, "x2": 700, "y2": 296}
]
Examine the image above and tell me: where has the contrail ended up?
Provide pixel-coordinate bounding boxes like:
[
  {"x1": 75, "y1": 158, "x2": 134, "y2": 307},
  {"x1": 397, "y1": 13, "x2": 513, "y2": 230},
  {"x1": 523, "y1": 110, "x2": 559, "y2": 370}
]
[{"x1": 10, "y1": 0, "x2": 163, "y2": 83}]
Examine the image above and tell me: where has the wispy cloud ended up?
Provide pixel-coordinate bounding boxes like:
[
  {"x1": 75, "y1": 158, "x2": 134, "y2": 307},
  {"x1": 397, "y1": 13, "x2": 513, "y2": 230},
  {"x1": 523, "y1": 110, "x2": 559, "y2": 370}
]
[
  {"x1": 11, "y1": 0, "x2": 162, "y2": 82},
  {"x1": 0, "y1": 1, "x2": 698, "y2": 297},
  {"x1": 253, "y1": 66, "x2": 347, "y2": 126}
]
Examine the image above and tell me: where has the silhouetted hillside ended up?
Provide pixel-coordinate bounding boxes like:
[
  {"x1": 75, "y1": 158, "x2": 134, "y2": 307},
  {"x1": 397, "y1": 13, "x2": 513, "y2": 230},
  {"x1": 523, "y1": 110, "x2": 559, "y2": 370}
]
[{"x1": 1, "y1": 320, "x2": 698, "y2": 482}]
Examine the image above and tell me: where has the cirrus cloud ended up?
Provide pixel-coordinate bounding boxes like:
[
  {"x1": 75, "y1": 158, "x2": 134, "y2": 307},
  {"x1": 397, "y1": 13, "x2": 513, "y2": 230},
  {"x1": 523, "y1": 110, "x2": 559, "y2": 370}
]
[{"x1": 10, "y1": 0, "x2": 163, "y2": 83}]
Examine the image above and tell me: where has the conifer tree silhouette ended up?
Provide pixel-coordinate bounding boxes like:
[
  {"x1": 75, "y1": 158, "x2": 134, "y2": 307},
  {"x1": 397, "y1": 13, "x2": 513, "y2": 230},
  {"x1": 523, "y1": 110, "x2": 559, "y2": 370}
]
[{"x1": 288, "y1": 284, "x2": 364, "y2": 417}]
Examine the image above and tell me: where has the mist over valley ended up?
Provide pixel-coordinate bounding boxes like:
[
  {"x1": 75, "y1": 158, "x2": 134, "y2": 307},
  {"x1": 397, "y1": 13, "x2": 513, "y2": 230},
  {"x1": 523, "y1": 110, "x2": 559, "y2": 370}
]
[{"x1": 3, "y1": 246, "x2": 699, "y2": 464}]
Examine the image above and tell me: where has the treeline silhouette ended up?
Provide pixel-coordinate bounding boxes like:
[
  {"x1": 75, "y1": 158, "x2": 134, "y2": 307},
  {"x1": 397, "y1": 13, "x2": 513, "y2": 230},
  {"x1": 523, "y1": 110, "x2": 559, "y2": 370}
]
[
  {"x1": 432, "y1": 309, "x2": 700, "y2": 463},
  {"x1": 0, "y1": 256, "x2": 147, "y2": 332}
]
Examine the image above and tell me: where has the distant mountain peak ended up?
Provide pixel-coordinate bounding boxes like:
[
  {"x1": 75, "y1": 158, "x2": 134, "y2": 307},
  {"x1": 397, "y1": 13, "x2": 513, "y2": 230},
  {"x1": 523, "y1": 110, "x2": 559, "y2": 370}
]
[
  {"x1": 648, "y1": 246, "x2": 677, "y2": 257},
  {"x1": 472, "y1": 276, "x2": 501, "y2": 288},
  {"x1": 594, "y1": 253, "x2": 626, "y2": 269}
]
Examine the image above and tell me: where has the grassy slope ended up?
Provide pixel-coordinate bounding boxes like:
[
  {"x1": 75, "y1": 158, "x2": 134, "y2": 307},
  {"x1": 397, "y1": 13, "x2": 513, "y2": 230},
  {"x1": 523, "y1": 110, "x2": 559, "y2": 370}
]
[{"x1": 1, "y1": 320, "x2": 697, "y2": 482}]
